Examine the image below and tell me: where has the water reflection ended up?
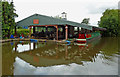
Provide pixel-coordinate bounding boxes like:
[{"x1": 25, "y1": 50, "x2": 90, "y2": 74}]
[
  {"x1": 14, "y1": 57, "x2": 88, "y2": 75},
  {"x1": 2, "y1": 37, "x2": 119, "y2": 75},
  {"x1": 13, "y1": 42, "x2": 37, "y2": 52}
]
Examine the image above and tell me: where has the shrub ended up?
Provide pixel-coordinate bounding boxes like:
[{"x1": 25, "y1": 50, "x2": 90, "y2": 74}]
[{"x1": 12, "y1": 29, "x2": 30, "y2": 37}]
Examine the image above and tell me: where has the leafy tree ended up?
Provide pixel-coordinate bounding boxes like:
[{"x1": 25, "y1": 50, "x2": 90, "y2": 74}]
[
  {"x1": 2, "y1": 1, "x2": 18, "y2": 39},
  {"x1": 54, "y1": 15, "x2": 62, "y2": 19},
  {"x1": 99, "y1": 9, "x2": 119, "y2": 37},
  {"x1": 81, "y1": 18, "x2": 90, "y2": 24},
  {"x1": 0, "y1": 1, "x2": 2, "y2": 39}
]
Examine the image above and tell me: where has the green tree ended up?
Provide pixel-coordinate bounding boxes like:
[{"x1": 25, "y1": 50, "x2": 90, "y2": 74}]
[
  {"x1": 81, "y1": 18, "x2": 90, "y2": 24},
  {"x1": 99, "y1": 9, "x2": 119, "y2": 37},
  {"x1": 2, "y1": 1, "x2": 18, "y2": 39},
  {"x1": 0, "y1": 1, "x2": 2, "y2": 39}
]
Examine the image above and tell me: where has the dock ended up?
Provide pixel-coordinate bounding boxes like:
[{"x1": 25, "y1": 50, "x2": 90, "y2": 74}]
[{"x1": 0, "y1": 38, "x2": 74, "y2": 44}]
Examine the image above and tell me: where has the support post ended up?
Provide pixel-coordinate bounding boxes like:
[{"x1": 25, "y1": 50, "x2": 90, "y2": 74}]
[
  {"x1": 29, "y1": 26, "x2": 32, "y2": 38},
  {"x1": 33, "y1": 27, "x2": 35, "y2": 34},
  {"x1": 46, "y1": 26, "x2": 48, "y2": 31},
  {"x1": 77, "y1": 27, "x2": 80, "y2": 34},
  {"x1": 56, "y1": 26, "x2": 58, "y2": 40},
  {"x1": 46, "y1": 26, "x2": 48, "y2": 38},
  {"x1": 72, "y1": 26, "x2": 74, "y2": 37},
  {"x1": 65, "y1": 25, "x2": 68, "y2": 40},
  {"x1": 62, "y1": 26, "x2": 65, "y2": 39},
  {"x1": 81, "y1": 28, "x2": 84, "y2": 33}
]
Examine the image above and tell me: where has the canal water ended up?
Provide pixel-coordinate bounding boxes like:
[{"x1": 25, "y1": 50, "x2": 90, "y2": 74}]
[{"x1": 2, "y1": 37, "x2": 119, "y2": 75}]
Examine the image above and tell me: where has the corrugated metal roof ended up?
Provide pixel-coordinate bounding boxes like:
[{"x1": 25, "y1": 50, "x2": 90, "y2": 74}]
[{"x1": 17, "y1": 14, "x2": 93, "y2": 30}]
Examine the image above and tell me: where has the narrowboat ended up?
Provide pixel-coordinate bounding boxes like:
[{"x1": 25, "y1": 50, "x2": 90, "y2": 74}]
[{"x1": 75, "y1": 32, "x2": 101, "y2": 44}]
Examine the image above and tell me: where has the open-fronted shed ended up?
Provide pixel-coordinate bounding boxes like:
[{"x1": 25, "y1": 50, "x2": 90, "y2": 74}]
[{"x1": 17, "y1": 14, "x2": 106, "y2": 40}]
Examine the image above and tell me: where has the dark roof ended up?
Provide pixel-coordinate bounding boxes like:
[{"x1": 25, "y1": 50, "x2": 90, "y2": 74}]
[
  {"x1": 17, "y1": 13, "x2": 106, "y2": 31},
  {"x1": 17, "y1": 14, "x2": 93, "y2": 30}
]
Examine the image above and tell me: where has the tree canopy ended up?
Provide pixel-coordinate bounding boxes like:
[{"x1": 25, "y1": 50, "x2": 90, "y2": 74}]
[
  {"x1": 99, "y1": 9, "x2": 119, "y2": 37},
  {"x1": 2, "y1": 1, "x2": 18, "y2": 39},
  {"x1": 81, "y1": 18, "x2": 90, "y2": 24},
  {"x1": 0, "y1": 1, "x2": 2, "y2": 39}
]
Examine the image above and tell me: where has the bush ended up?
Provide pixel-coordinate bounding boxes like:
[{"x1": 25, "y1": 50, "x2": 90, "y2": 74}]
[{"x1": 12, "y1": 29, "x2": 30, "y2": 37}]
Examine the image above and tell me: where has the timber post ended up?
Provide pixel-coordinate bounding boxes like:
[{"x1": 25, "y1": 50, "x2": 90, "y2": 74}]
[
  {"x1": 29, "y1": 26, "x2": 32, "y2": 38},
  {"x1": 65, "y1": 25, "x2": 68, "y2": 40},
  {"x1": 56, "y1": 25, "x2": 58, "y2": 40}
]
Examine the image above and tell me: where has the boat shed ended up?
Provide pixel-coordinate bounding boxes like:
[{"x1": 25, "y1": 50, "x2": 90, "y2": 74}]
[{"x1": 17, "y1": 14, "x2": 106, "y2": 40}]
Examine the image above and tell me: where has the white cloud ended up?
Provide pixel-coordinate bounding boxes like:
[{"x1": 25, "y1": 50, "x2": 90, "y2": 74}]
[
  {"x1": 118, "y1": 1, "x2": 120, "y2": 9},
  {"x1": 86, "y1": 2, "x2": 118, "y2": 14}
]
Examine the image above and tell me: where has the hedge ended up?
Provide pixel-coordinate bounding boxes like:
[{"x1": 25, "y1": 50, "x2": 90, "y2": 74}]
[{"x1": 12, "y1": 29, "x2": 31, "y2": 37}]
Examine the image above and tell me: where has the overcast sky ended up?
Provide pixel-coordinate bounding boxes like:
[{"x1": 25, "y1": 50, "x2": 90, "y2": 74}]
[{"x1": 13, "y1": 0, "x2": 119, "y2": 26}]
